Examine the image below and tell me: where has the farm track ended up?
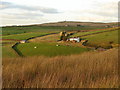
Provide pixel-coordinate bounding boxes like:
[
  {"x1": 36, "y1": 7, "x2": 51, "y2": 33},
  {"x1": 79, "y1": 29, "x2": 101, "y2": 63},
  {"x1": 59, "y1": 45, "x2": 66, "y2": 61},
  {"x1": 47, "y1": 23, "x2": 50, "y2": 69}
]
[
  {"x1": 29, "y1": 33, "x2": 59, "y2": 42},
  {"x1": 1, "y1": 39, "x2": 21, "y2": 41},
  {"x1": 26, "y1": 33, "x2": 58, "y2": 40}
]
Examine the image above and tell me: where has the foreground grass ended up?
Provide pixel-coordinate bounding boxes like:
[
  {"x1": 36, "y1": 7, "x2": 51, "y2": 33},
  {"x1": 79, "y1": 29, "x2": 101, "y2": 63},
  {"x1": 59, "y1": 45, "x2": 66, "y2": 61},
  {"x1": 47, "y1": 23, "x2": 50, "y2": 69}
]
[{"x1": 3, "y1": 48, "x2": 118, "y2": 88}]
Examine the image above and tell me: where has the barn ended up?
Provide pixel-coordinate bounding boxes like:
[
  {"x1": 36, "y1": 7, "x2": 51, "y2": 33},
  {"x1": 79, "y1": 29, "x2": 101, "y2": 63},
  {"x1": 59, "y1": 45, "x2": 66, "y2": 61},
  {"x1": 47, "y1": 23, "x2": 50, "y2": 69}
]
[{"x1": 20, "y1": 40, "x2": 27, "y2": 43}]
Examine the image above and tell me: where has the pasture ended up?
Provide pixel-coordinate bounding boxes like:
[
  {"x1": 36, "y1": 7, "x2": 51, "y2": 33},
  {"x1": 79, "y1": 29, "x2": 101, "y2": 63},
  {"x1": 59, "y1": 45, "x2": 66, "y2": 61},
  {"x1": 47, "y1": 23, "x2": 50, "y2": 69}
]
[
  {"x1": 2, "y1": 32, "x2": 53, "y2": 57},
  {"x1": 2, "y1": 27, "x2": 119, "y2": 57},
  {"x1": 71, "y1": 27, "x2": 118, "y2": 37},
  {"x1": 2, "y1": 44, "x2": 18, "y2": 57},
  {"x1": 16, "y1": 42, "x2": 89, "y2": 57},
  {"x1": 2, "y1": 40, "x2": 18, "y2": 57},
  {"x1": 2, "y1": 32, "x2": 50, "y2": 40},
  {"x1": 2, "y1": 25, "x2": 107, "y2": 35},
  {"x1": 82, "y1": 30, "x2": 119, "y2": 48}
]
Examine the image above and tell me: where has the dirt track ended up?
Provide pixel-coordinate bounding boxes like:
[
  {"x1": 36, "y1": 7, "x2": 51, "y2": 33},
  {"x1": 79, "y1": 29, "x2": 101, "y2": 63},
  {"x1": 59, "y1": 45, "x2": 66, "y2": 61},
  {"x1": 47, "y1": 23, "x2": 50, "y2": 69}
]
[
  {"x1": 1, "y1": 39, "x2": 21, "y2": 41},
  {"x1": 29, "y1": 33, "x2": 59, "y2": 42}
]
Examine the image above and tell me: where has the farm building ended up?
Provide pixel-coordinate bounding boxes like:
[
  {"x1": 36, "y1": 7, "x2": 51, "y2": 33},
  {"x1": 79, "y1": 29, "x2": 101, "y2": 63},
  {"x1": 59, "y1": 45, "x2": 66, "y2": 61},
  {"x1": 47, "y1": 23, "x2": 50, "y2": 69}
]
[
  {"x1": 65, "y1": 24, "x2": 69, "y2": 27},
  {"x1": 67, "y1": 37, "x2": 81, "y2": 42},
  {"x1": 77, "y1": 24, "x2": 81, "y2": 26},
  {"x1": 20, "y1": 40, "x2": 27, "y2": 43},
  {"x1": 59, "y1": 31, "x2": 67, "y2": 41}
]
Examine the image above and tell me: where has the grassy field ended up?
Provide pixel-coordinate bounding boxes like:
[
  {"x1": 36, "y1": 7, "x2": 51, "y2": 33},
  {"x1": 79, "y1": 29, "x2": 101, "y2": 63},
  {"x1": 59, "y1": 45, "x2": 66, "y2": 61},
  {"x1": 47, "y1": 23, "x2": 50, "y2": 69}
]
[
  {"x1": 2, "y1": 44, "x2": 18, "y2": 57},
  {"x1": 2, "y1": 27, "x2": 119, "y2": 57},
  {"x1": 2, "y1": 23, "x2": 119, "y2": 88},
  {"x1": 69, "y1": 27, "x2": 119, "y2": 48},
  {"x1": 2, "y1": 32, "x2": 50, "y2": 40},
  {"x1": 16, "y1": 42, "x2": 89, "y2": 57},
  {"x1": 2, "y1": 32, "x2": 52, "y2": 57},
  {"x1": 2, "y1": 26, "x2": 60, "y2": 35},
  {"x1": 82, "y1": 30, "x2": 119, "y2": 48},
  {"x1": 2, "y1": 48, "x2": 118, "y2": 88},
  {"x1": 2, "y1": 25, "x2": 107, "y2": 35},
  {"x1": 29, "y1": 33, "x2": 60, "y2": 42},
  {"x1": 2, "y1": 40, "x2": 18, "y2": 57},
  {"x1": 71, "y1": 27, "x2": 118, "y2": 37}
]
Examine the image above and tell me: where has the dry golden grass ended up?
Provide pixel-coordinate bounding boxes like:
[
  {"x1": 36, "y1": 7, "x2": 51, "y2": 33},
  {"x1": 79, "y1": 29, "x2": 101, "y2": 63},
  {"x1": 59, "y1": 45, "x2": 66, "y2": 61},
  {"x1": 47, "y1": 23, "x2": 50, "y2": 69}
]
[
  {"x1": 29, "y1": 34, "x2": 59, "y2": 43},
  {"x1": 2, "y1": 48, "x2": 118, "y2": 88}
]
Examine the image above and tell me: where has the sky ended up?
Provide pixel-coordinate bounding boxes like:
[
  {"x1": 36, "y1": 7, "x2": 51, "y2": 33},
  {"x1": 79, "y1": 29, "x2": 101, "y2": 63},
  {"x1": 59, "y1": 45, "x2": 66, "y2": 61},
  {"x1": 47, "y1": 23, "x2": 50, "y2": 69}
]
[{"x1": 0, "y1": 0, "x2": 119, "y2": 26}]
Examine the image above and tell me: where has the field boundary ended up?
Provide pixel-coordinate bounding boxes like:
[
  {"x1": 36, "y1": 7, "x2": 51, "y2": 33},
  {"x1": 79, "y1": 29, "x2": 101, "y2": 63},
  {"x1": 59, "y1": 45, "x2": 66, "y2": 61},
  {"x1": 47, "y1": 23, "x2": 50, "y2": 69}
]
[{"x1": 12, "y1": 42, "x2": 24, "y2": 57}]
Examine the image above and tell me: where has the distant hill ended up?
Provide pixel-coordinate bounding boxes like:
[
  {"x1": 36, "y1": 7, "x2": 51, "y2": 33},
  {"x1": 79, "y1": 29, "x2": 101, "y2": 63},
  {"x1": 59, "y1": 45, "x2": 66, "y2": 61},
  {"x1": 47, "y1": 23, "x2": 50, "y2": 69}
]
[
  {"x1": 36, "y1": 21, "x2": 118, "y2": 27},
  {"x1": 3, "y1": 21, "x2": 118, "y2": 28}
]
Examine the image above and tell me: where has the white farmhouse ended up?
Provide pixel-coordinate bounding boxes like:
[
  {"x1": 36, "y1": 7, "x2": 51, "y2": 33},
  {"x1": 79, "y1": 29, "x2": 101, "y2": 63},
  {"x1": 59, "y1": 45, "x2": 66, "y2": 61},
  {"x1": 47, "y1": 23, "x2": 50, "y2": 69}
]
[{"x1": 67, "y1": 37, "x2": 80, "y2": 42}]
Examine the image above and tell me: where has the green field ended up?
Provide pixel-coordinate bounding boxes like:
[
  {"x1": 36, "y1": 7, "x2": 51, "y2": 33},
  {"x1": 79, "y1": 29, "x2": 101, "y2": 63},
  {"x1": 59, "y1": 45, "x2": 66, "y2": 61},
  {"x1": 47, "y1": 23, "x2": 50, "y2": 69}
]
[
  {"x1": 16, "y1": 42, "x2": 89, "y2": 57},
  {"x1": 2, "y1": 26, "x2": 107, "y2": 35},
  {"x1": 71, "y1": 28, "x2": 117, "y2": 37},
  {"x1": 2, "y1": 28, "x2": 119, "y2": 57},
  {"x1": 2, "y1": 45, "x2": 18, "y2": 57},
  {"x1": 2, "y1": 32, "x2": 50, "y2": 40},
  {"x1": 2, "y1": 25, "x2": 119, "y2": 58},
  {"x1": 82, "y1": 30, "x2": 119, "y2": 48},
  {"x1": 2, "y1": 40, "x2": 18, "y2": 57}
]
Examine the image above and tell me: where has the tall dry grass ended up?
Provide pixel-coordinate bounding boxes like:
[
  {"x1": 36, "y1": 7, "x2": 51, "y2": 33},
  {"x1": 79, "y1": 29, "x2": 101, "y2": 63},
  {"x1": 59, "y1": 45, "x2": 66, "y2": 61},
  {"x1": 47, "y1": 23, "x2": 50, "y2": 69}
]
[{"x1": 2, "y1": 48, "x2": 118, "y2": 88}]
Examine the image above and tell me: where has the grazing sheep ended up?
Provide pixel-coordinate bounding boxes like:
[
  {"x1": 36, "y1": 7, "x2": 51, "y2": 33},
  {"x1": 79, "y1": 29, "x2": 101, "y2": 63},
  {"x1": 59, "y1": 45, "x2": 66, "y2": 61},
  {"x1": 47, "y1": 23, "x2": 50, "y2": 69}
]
[
  {"x1": 56, "y1": 45, "x2": 60, "y2": 46},
  {"x1": 34, "y1": 46, "x2": 37, "y2": 48}
]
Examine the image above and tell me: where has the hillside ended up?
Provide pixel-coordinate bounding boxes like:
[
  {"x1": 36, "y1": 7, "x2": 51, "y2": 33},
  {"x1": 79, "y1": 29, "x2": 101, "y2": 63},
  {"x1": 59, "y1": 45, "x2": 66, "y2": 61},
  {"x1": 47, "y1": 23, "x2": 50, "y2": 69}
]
[
  {"x1": 2, "y1": 21, "x2": 119, "y2": 88},
  {"x1": 2, "y1": 27, "x2": 119, "y2": 57},
  {"x1": 37, "y1": 21, "x2": 118, "y2": 27},
  {"x1": 2, "y1": 21, "x2": 118, "y2": 36}
]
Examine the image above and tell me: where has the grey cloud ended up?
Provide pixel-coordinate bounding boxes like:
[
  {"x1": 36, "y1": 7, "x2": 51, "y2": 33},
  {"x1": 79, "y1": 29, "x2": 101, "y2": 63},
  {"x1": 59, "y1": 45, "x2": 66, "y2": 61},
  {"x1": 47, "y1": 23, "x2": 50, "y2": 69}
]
[
  {"x1": 88, "y1": 10, "x2": 117, "y2": 18},
  {"x1": 86, "y1": 2, "x2": 118, "y2": 18},
  {"x1": 1, "y1": 12, "x2": 44, "y2": 20},
  {"x1": 0, "y1": 1, "x2": 59, "y2": 14}
]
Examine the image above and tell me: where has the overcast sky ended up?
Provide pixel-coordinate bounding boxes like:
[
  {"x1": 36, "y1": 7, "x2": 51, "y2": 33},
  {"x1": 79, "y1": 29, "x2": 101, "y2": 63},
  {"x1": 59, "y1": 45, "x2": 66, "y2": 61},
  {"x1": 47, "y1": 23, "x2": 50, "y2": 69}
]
[{"x1": 0, "y1": 0, "x2": 119, "y2": 26}]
